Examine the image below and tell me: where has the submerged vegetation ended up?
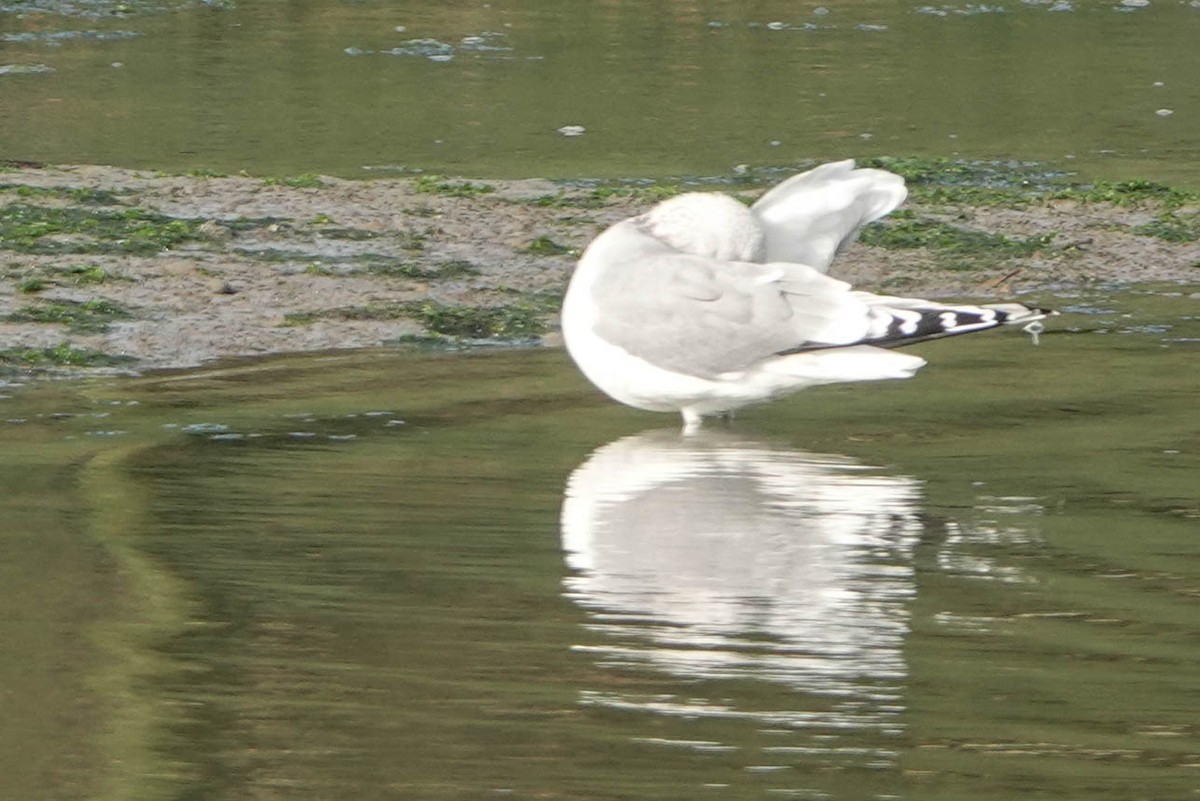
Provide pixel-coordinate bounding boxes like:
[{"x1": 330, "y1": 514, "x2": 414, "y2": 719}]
[{"x1": 0, "y1": 0, "x2": 225, "y2": 16}]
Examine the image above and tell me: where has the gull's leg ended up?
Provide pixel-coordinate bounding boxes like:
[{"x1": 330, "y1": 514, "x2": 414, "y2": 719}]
[{"x1": 681, "y1": 408, "x2": 703, "y2": 436}]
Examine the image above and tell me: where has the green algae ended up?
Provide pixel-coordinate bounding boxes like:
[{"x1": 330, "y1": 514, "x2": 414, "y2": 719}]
[
  {"x1": 0, "y1": 203, "x2": 199, "y2": 254},
  {"x1": 283, "y1": 299, "x2": 548, "y2": 339},
  {"x1": 413, "y1": 175, "x2": 496, "y2": 198},
  {"x1": 0, "y1": 342, "x2": 133, "y2": 367},
  {"x1": 859, "y1": 215, "x2": 1053, "y2": 258},
  {"x1": 6, "y1": 298, "x2": 133, "y2": 333}
]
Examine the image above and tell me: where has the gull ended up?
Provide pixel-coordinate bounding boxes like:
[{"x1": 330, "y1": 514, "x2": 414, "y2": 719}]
[{"x1": 561, "y1": 160, "x2": 1050, "y2": 431}]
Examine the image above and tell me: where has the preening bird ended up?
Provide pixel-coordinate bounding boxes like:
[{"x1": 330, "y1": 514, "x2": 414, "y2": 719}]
[{"x1": 561, "y1": 160, "x2": 1049, "y2": 431}]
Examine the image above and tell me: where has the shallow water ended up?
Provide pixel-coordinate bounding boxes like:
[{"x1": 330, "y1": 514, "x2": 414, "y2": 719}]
[
  {"x1": 1, "y1": 286, "x2": 1198, "y2": 799},
  {"x1": 1, "y1": 0, "x2": 1198, "y2": 185}
]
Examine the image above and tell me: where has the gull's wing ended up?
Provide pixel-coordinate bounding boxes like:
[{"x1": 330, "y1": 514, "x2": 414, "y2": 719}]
[
  {"x1": 587, "y1": 224, "x2": 874, "y2": 379},
  {"x1": 750, "y1": 160, "x2": 907, "y2": 271}
]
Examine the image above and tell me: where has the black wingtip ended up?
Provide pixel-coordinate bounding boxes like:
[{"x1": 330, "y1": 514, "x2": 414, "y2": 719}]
[{"x1": 781, "y1": 301, "x2": 1057, "y2": 356}]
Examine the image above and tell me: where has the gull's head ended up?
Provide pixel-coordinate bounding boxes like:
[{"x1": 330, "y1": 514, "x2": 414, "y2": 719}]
[{"x1": 637, "y1": 192, "x2": 766, "y2": 262}]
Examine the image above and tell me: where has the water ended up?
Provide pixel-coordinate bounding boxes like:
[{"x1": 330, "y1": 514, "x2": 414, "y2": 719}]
[
  {"x1": 2, "y1": 286, "x2": 1198, "y2": 800},
  {"x1": 1, "y1": 0, "x2": 1199, "y2": 185}
]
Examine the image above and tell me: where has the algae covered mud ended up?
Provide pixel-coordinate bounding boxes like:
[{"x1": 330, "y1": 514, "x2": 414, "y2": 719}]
[{"x1": 2, "y1": 158, "x2": 1199, "y2": 373}]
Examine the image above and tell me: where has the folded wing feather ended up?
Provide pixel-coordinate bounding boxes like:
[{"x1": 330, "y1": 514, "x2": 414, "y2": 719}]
[{"x1": 592, "y1": 239, "x2": 875, "y2": 378}]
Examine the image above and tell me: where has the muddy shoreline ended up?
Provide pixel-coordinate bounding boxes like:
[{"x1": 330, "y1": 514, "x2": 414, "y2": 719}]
[{"x1": 1, "y1": 163, "x2": 1197, "y2": 375}]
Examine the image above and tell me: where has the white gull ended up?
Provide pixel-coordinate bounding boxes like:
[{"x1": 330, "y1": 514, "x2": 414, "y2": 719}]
[{"x1": 561, "y1": 159, "x2": 1049, "y2": 431}]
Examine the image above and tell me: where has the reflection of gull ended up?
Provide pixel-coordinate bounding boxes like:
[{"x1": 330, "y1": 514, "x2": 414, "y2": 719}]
[
  {"x1": 561, "y1": 160, "x2": 1049, "y2": 431},
  {"x1": 561, "y1": 430, "x2": 923, "y2": 748}
]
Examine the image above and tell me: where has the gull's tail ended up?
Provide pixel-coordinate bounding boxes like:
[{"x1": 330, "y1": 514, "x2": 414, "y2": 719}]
[
  {"x1": 860, "y1": 300, "x2": 1054, "y2": 349},
  {"x1": 784, "y1": 298, "x2": 1055, "y2": 354}
]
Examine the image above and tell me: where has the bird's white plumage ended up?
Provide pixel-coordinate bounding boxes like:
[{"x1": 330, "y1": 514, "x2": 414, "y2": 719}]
[
  {"x1": 752, "y1": 159, "x2": 908, "y2": 268},
  {"x1": 561, "y1": 160, "x2": 1046, "y2": 429}
]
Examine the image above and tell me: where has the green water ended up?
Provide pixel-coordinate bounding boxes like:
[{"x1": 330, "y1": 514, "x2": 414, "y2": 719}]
[
  {"x1": 2, "y1": 0, "x2": 1199, "y2": 185},
  {"x1": 1, "y1": 286, "x2": 1198, "y2": 800}
]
